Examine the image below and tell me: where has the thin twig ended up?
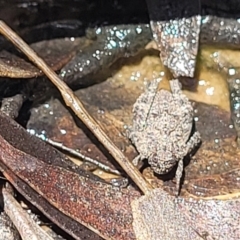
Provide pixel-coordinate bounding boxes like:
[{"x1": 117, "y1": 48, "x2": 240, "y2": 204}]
[
  {"x1": 3, "y1": 186, "x2": 54, "y2": 240},
  {"x1": 45, "y1": 138, "x2": 121, "y2": 175},
  {"x1": 0, "y1": 21, "x2": 153, "y2": 194}
]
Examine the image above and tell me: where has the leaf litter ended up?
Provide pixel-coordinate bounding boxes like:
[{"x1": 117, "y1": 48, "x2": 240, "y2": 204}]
[{"x1": 0, "y1": 20, "x2": 239, "y2": 239}]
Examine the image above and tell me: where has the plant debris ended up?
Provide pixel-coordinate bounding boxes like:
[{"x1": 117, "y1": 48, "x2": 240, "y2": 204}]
[
  {"x1": 3, "y1": 185, "x2": 54, "y2": 240},
  {"x1": 131, "y1": 188, "x2": 240, "y2": 240},
  {"x1": 0, "y1": 212, "x2": 20, "y2": 240},
  {"x1": 0, "y1": 4, "x2": 240, "y2": 238}
]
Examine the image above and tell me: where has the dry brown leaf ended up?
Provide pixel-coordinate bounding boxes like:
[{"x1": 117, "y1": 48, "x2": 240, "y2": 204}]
[
  {"x1": 0, "y1": 38, "x2": 90, "y2": 78},
  {"x1": 27, "y1": 98, "x2": 120, "y2": 173},
  {"x1": 0, "y1": 111, "x2": 139, "y2": 240}
]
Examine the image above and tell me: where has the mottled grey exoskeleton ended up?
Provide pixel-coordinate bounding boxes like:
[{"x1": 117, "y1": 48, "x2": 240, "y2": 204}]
[{"x1": 129, "y1": 78, "x2": 201, "y2": 195}]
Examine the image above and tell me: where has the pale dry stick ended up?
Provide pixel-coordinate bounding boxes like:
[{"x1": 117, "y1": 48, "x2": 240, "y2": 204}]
[
  {"x1": 0, "y1": 21, "x2": 153, "y2": 194},
  {"x1": 3, "y1": 187, "x2": 54, "y2": 240},
  {"x1": 45, "y1": 138, "x2": 121, "y2": 175}
]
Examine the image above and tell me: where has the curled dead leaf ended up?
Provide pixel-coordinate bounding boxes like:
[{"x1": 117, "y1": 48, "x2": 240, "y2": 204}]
[{"x1": 0, "y1": 112, "x2": 141, "y2": 240}]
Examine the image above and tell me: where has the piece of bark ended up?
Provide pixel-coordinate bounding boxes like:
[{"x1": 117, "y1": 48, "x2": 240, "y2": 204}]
[
  {"x1": 131, "y1": 188, "x2": 240, "y2": 240},
  {"x1": 1, "y1": 94, "x2": 24, "y2": 119}
]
